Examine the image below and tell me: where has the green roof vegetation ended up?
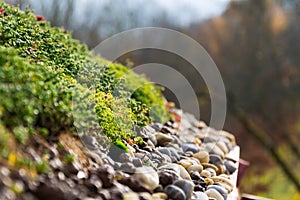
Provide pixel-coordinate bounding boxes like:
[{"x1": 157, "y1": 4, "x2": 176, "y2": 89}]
[{"x1": 0, "y1": 2, "x2": 168, "y2": 150}]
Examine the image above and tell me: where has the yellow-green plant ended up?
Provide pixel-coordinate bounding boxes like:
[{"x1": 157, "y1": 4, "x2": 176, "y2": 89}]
[{"x1": 0, "y1": 2, "x2": 168, "y2": 148}]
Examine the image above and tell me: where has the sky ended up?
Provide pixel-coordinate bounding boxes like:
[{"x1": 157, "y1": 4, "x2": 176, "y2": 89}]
[
  {"x1": 153, "y1": 0, "x2": 230, "y2": 26},
  {"x1": 9, "y1": 0, "x2": 231, "y2": 37},
  {"x1": 72, "y1": 0, "x2": 231, "y2": 28}
]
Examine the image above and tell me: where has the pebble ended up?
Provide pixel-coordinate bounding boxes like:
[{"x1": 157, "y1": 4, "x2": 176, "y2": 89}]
[
  {"x1": 193, "y1": 192, "x2": 209, "y2": 200},
  {"x1": 202, "y1": 163, "x2": 219, "y2": 172},
  {"x1": 207, "y1": 185, "x2": 228, "y2": 198},
  {"x1": 132, "y1": 158, "x2": 143, "y2": 167},
  {"x1": 139, "y1": 192, "x2": 153, "y2": 200},
  {"x1": 77, "y1": 171, "x2": 87, "y2": 179},
  {"x1": 49, "y1": 158, "x2": 63, "y2": 170},
  {"x1": 152, "y1": 192, "x2": 168, "y2": 200},
  {"x1": 193, "y1": 151, "x2": 209, "y2": 163},
  {"x1": 210, "y1": 176, "x2": 234, "y2": 191},
  {"x1": 182, "y1": 143, "x2": 199, "y2": 153},
  {"x1": 147, "y1": 140, "x2": 155, "y2": 148},
  {"x1": 133, "y1": 166, "x2": 159, "y2": 191},
  {"x1": 99, "y1": 189, "x2": 111, "y2": 200},
  {"x1": 85, "y1": 175, "x2": 102, "y2": 193},
  {"x1": 178, "y1": 159, "x2": 193, "y2": 169},
  {"x1": 190, "y1": 171, "x2": 202, "y2": 181},
  {"x1": 205, "y1": 188, "x2": 224, "y2": 200},
  {"x1": 186, "y1": 164, "x2": 203, "y2": 173},
  {"x1": 123, "y1": 192, "x2": 140, "y2": 200},
  {"x1": 216, "y1": 141, "x2": 229, "y2": 154},
  {"x1": 120, "y1": 162, "x2": 136, "y2": 174},
  {"x1": 160, "y1": 154, "x2": 172, "y2": 164},
  {"x1": 209, "y1": 154, "x2": 223, "y2": 166},
  {"x1": 119, "y1": 153, "x2": 133, "y2": 163},
  {"x1": 205, "y1": 168, "x2": 217, "y2": 177},
  {"x1": 224, "y1": 160, "x2": 237, "y2": 174},
  {"x1": 200, "y1": 169, "x2": 211, "y2": 178},
  {"x1": 166, "y1": 147, "x2": 181, "y2": 162},
  {"x1": 204, "y1": 177, "x2": 214, "y2": 185},
  {"x1": 157, "y1": 147, "x2": 172, "y2": 157},
  {"x1": 158, "y1": 170, "x2": 179, "y2": 187},
  {"x1": 158, "y1": 163, "x2": 180, "y2": 174},
  {"x1": 160, "y1": 126, "x2": 176, "y2": 135},
  {"x1": 164, "y1": 185, "x2": 186, "y2": 200},
  {"x1": 173, "y1": 179, "x2": 194, "y2": 200},
  {"x1": 57, "y1": 172, "x2": 65, "y2": 181},
  {"x1": 202, "y1": 143, "x2": 225, "y2": 158},
  {"x1": 194, "y1": 184, "x2": 206, "y2": 192},
  {"x1": 149, "y1": 134, "x2": 158, "y2": 146},
  {"x1": 178, "y1": 164, "x2": 192, "y2": 181},
  {"x1": 96, "y1": 165, "x2": 115, "y2": 188},
  {"x1": 155, "y1": 133, "x2": 174, "y2": 146}
]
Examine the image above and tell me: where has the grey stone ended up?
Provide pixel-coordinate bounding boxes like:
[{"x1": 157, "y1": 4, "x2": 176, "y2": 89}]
[
  {"x1": 209, "y1": 154, "x2": 223, "y2": 166},
  {"x1": 157, "y1": 147, "x2": 171, "y2": 157},
  {"x1": 173, "y1": 179, "x2": 194, "y2": 200},
  {"x1": 132, "y1": 158, "x2": 143, "y2": 167},
  {"x1": 193, "y1": 192, "x2": 209, "y2": 200},
  {"x1": 120, "y1": 162, "x2": 136, "y2": 174},
  {"x1": 155, "y1": 133, "x2": 173, "y2": 146},
  {"x1": 224, "y1": 160, "x2": 237, "y2": 174},
  {"x1": 166, "y1": 147, "x2": 180, "y2": 161},
  {"x1": 205, "y1": 188, "x2": 224, "y2": 200},
  {"x1": 133, "y1": 167, "x2": 159, "y2": 191},
  {"x1": 164, "y1": 185, "x2": 186, "y2": 200},
  {"x1": 119, "y1": 153, "x2": 132, "y2": 163},
  {"x1": 207, "y1": 185, "x2": 228, "y2": 199},
  {"x1": 182, "y1": 143, "x2": 199, "y2": 153},
  {"x1": 158, "y1": 170, "x2": 179, "y2": 187},
  {"x1": 96, "y1": 165, "x2": 115, "y2": 188}
]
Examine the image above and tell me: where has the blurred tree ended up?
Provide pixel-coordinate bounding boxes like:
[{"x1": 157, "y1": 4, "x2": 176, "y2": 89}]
[{"x1": 191, "y1": 0, "x2": 300, "y2": 191}]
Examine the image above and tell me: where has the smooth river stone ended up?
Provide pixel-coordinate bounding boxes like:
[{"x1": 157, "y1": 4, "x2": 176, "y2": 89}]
[
  {"x1": 200, "y1": 169, "x2": 211, "y2": 178},
  {"x1": 224, "y1": 160, "x2": 237, "y2": 174},
  {"x1": 158, "y1": 170, "x2": 180, "y2": 187},
  {"x1": 207, "y1": 185, "x2": 228, "y2": 199},
  {"x1": 152, "y1": 192, "x2": 168, "y2": 200},
  {"x1": 133, "y1": 166, "x2": 159, "y2": 191},
  {"x1": 173, "y1": 179, "x2": 194, "y2": 200},
  {"x1": 193, "y1": 192, "x2": 209, "y2": 200},
  {"x1": 200, "y1": 143, "x2": 223, "y2": 157},
  {"x1": 209, "y1": 154, "x2": 223, "y2": 166},
  {"x1": 164, "y1": 185, "x2": 186, "y2": 200},
  {"x1": 193, "y1": 151, "x2": 209, "y2": 163},
  {"x1": 205, "y1": 168, "x2": 217, "y2": 177},
  {"x1": 178, "y1": 159, "x2": 193, "y2": 169},
  {"x1": 205, "y1": 188, "x2": 224, "y2": 200},
  {"x1": 182, "y1": 143, "x2": 199, "y2": 153},
  {"x1": 186, "y1": 164, "x2": 203, "y2": 173},
  {"x1": 216, "y1": 141, "x2": 229, "y2": 154},
  {"x1": 159, "y1": 163, "x2": 192, "y2": 181},
  {"x1": 123, "y1": 192, "x2": 140, "y2": 200},
  {"x1": 155, "y1": 132, "x2": 173, "y2": 146},
  {"x1": 178, "y1": 164, "x2": 192, "y2": 181}
]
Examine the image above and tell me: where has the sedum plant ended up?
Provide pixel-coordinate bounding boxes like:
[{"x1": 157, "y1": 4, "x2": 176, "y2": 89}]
[{"x1": 0, "y1": 2, "x2": 168, "y2": 148}]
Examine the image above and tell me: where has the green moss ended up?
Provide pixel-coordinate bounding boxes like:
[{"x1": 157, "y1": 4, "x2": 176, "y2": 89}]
[
  {"x1": 0, "y1": 124, "x2": 11, "y2": 157},
  {"x1": 0, "y1": 2, "x2": 168, "y2": 147},
  {"x1": 64, "y1": 154, "x2": 75, "y2": 164},
  {"x1": 12, "y1": 126, "x2": 29, "y2": 144},
  {"x1": 34, "y1": 161, "x2": 50, "y2": 174},
  {"x1": 0, "y1": 46, "x2": 77, "y2": 134}
]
